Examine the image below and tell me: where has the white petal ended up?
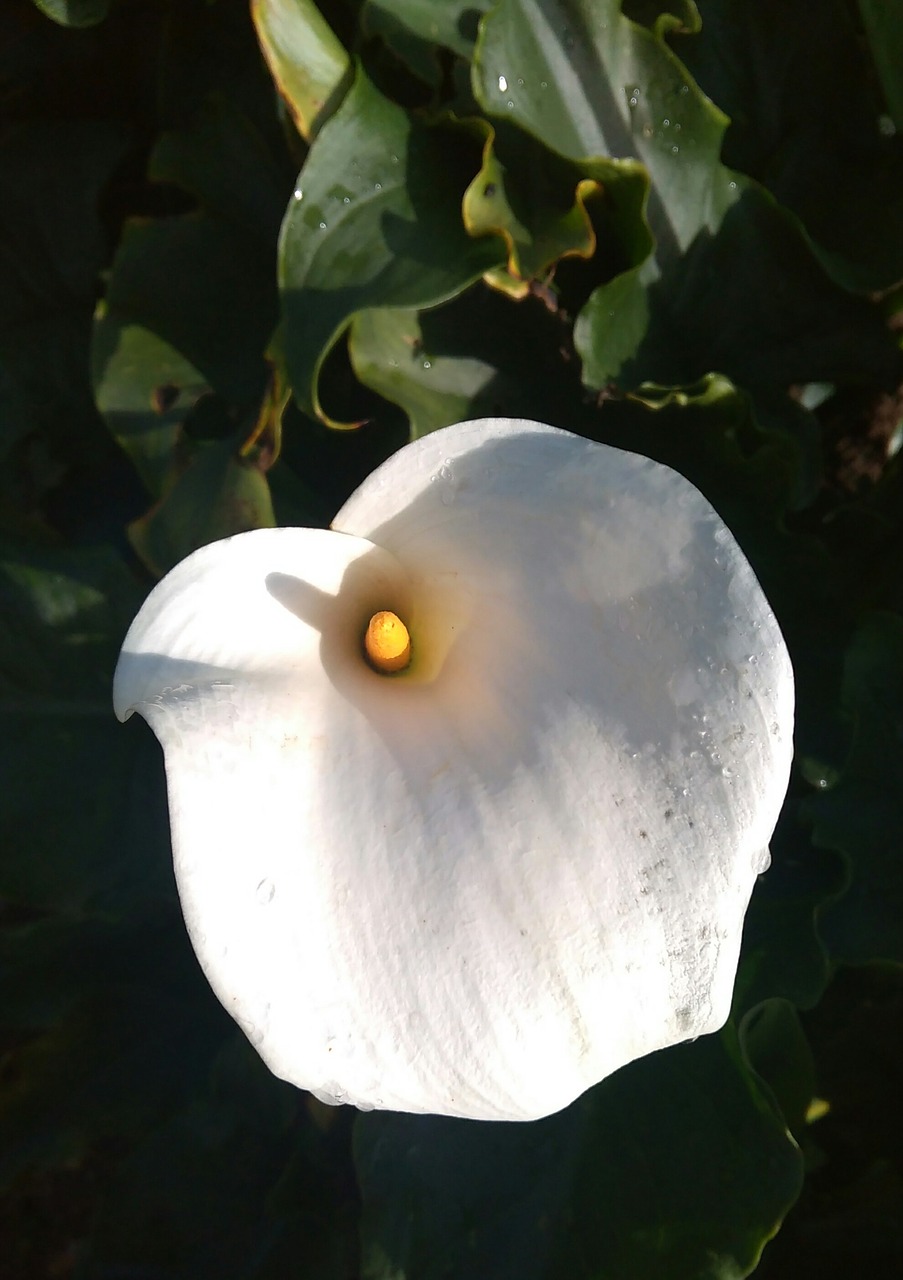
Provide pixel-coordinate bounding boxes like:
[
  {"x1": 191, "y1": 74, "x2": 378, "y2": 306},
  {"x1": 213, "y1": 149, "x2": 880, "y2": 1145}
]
[{"x1": 115, "y1": 419, "x2": 793, "y2": 1121}]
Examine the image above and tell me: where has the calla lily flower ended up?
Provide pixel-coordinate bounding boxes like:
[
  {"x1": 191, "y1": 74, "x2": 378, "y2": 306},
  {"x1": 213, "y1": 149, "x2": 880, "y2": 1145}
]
[{"x1": 114, "y1": 418, "x2": 793, "y2": 1122}]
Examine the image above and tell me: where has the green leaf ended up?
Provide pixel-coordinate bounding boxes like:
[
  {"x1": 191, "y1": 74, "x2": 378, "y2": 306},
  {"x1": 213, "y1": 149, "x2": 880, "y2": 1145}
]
[
  {"x1": 734, "y1": 801, "x2": 840, "y2": 1017},
  {"x1": 150, "y1": 94, "x2": 288, "y2": 247},
  {"x1": 251, "y1": 0, "x2": 352, "y2": 140},
  {"x1": 104, "y1": 97, "x2": 286, "y2": 409},
  {"x1": 860, "y1": 0, "x2": 903, "y2": 134},
  {"x1": 462, "y1": 123, "x2": 604, "y2": 296},
  {"x1": 472, "y1": 0, "x2": 738, "y2": 263},
  {"x1": 0, "y1": 541, "x2": 141, "y2": 703},
  {"x1": 677, "y1": 0, "x2": 903, "y2": 292},
  {"x1": 127, "y1": 435, "x2": 277, "y2": 578},
  {"x1": 808, "y1": 612, "x2": 903, "y2": 965},
  {"x1": 362, "y1": 0, "x2": 492, "y2": 86},
  {"x1": 349, "y1": 284, "x2": 594, "y2": 440},
  {"x1": 278, "y1": 65, "x2": 505, "y2": 426},
  {"x1": 92, "y1": 314, "x2": 211, "y2": 500},
  {"x1": 356, "y1": 1027, "x2": 801, "y2": 1280},
  {"x1": 740, "y1": 999, "x2": 818, "y2": 1143},
  {"x1": 105, "y1": 215, "x2": 275, "y2": 408},
  {"x1": 32, "y1": 0, "x2": 110, "y2": 27},
  {"x1": 350, "y1": 307, "x2": 498, "y2": 438},
  {"x1": 576, "y1": 186, "x2": 902, "y2": 396}
]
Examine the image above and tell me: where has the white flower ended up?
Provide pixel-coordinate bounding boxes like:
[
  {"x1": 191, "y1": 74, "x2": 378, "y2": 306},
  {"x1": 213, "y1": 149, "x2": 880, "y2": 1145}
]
[{"x1": 114, "y1": 417, "x2": 793, "y2": 1122}]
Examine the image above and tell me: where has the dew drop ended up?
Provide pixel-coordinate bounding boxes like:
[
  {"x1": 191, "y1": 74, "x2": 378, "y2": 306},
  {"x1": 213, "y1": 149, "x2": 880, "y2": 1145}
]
[
  {"x1": 506, "y1": 99, "x2": 514, "y2": 109},
  {"x1": 671, "y1": 145, "x2": 680, "y2": 155},
  {"x1": 293, "y1": 188, "x2": 303, "y2": 201},
  {"x1": 256, "y1": 878, "x2": 275, "y2": 905},
  {"x1": 754, "y1": 849, "x2": 772, "y2": 874},
  {"x1": 540, "y1": 80, "x2": 548, "y2": 90},
  {"x1": 498, "y1": 74, "x2": 508, "y2": 92},
  {"x1": 663, "y1": 118, "x2": 670, "y2": 127},
  {"x1": 318, "y1": 220, "x2": 327, "y2": 230},
  {"x1": 728, "y1": 180, "x2": 738, "y2": 191},
  {"x1": 422, "y1": 359, "x2": 431, "y2": 370},
  {"x1": 374, "y1": 182, "x2": 382, "y2": 191},
  {"x1": 343, "y1": 195, "x2": 350, "y2": 204},
  {"x1": 517, "y1": 77, "x2": 525, "y2": 87}
]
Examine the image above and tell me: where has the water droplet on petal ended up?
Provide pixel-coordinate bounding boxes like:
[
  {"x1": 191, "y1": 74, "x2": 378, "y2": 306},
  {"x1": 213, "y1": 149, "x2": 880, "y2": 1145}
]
[
  {"x1": 293, "y1": 188, "x2": 303, "y2": 201},
  {"x1": 256, "y1": 878, "x2": 275, "y2": 905},
  {"x1": 318, "y1": 220, "x2": 327, "y2": 230},
  {"x1": 498, "y1": 74, "x2": 508, "y2": 92}
]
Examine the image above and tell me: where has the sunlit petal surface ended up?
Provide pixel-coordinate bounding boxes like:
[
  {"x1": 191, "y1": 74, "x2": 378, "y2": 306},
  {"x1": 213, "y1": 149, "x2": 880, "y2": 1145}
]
[{"x1": 115, "y1": 418, "x2": 793, "y2": 1121}]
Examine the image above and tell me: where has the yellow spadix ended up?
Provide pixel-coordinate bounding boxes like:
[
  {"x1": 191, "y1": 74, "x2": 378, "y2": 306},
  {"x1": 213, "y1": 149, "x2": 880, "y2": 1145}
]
[{"x1": 364, "y1": 610, "x2": 411, "y2": 673}]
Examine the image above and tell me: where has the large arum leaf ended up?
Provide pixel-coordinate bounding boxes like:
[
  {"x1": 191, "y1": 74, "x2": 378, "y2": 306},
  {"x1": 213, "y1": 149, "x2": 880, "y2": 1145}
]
[
  {"x1": 808, "y1": 612, "x2": 903, "y2": 965},
  {"x1": 472, "y1": 0, "x2": 738, "y2": 262},
  {"x1": 128, "y1": 435, "x2": 277, "y2": 579},
  {"x1": 103, "y1": 95, "x2": 286, "y2": 408},
  {"x1": 739, "y1": 998, "x2": 819, "y2": 1145},
  {"x1": 251, "y1": 0, "x2": 351, "y2": 140},
  {"x1": 734, "y1": 801, "x2": 840, "y2": 1017},
  {"x1": 350, "y1": 307, "x2": 498, "y2": 438},
  {"x1": 472, "y1": 1, "x2": 901, "y2": 396},
  {"x1": 32, "y1": 0, "x2": 110, "y2": 26},
  {"x1": 860, "y1": 0, "x2": 903, "y2": 134},
  {"x1": 462, "y1": 123, "x2": 639, "y2": 297},
  {"x1": 278, "y1": 66, "x2": 505, "y2": 426},
  {"x1": 92, "y1": 314, "x2": 211, "y2": 499},
  {"x1": 104, "y1": 214, "x2": 274, "y2": 408},
  {"x1": 365, "y1": 0, "x2": 491, "y2": 62},
  {"x1": 575, "y1": 185, "x2": 903, "y2": 396},
  {"x1": 363, "y1": 0, "x2": 492, "y2": 86},
  {"x1": 349, "y1": 286, "x2": 592, "y2": 439},
  {"x1": 677, "y1": 0, "x2": 903, "y2": 292},
  {"x1": 0, "y1": 542, "x2": 141, "y2": 704},
  {"x1": 356, "y1": 1028, "x2": 801, "y2": 1280}
]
